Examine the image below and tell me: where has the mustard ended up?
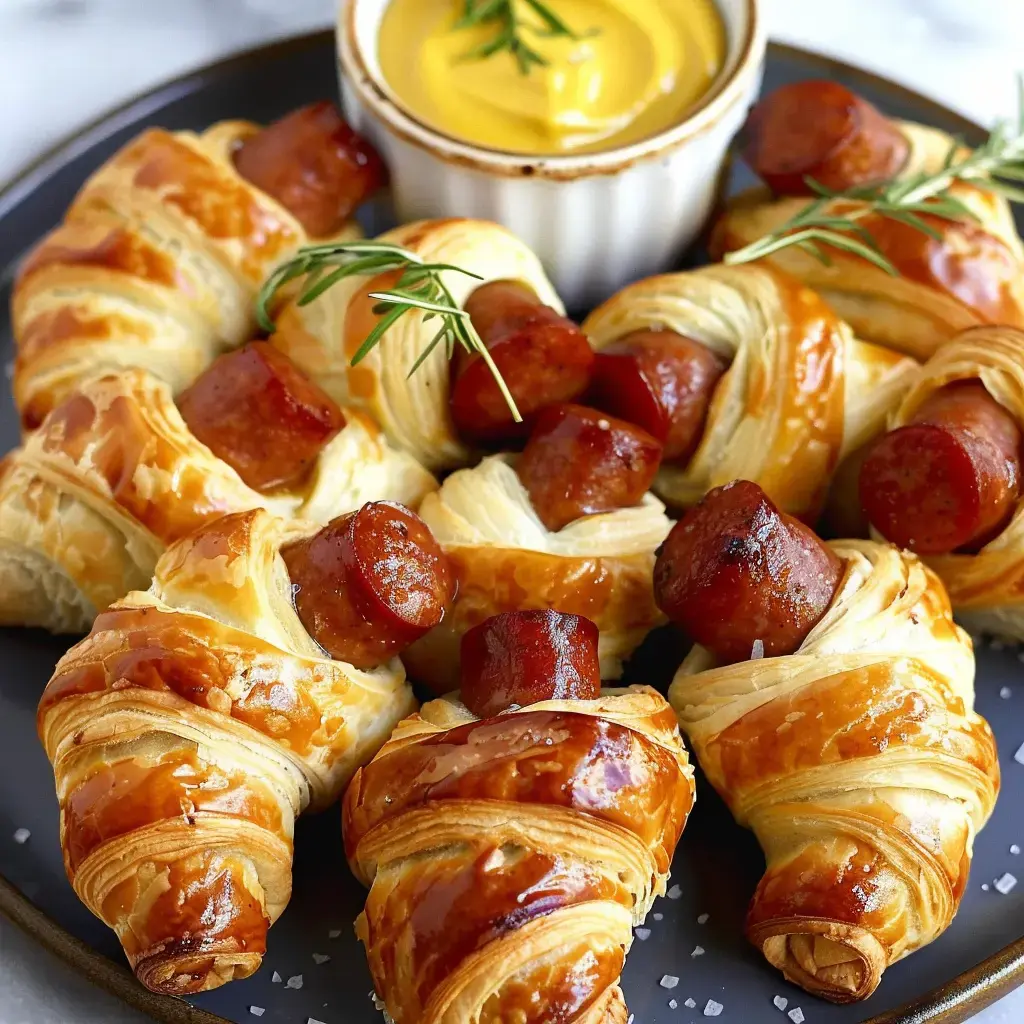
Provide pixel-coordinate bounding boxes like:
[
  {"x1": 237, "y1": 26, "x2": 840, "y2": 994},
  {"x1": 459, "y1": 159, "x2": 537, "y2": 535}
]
[{"x1": 377, "y1": 0, "x2": 726, "y2": 156}]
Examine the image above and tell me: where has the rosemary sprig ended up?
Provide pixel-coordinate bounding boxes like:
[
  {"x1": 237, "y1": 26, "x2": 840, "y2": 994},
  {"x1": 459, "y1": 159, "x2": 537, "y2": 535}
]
[
  {"x1": 725, "y1": 76, "x2": 1024, "y2": 274},
  {"x1": 255, "y1": 241, "x2": 522, "y2": 422},
  {"x1": 456, "y1": 0, "x2": 592, "y2": 76}
]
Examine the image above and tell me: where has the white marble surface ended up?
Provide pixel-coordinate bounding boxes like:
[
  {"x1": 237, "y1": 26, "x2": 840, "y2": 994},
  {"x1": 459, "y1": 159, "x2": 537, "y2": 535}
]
[{"x1": 0, "y1": 1, "x2": 1022, "y2": 1022}]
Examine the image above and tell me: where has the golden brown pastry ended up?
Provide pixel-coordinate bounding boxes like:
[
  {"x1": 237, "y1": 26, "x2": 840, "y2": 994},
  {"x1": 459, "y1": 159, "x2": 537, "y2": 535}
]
[
  {"x1": 37, "y1": 508, "x2": 420, "y2": 995},
  {"x1": 270, "y1": 218, "x2": 564, "y2": 471},
  {"x1": 344, "y1": 608, "x2": 695, "y2": 1024},
  {"x1": 12, "y1": 104, "x2": 378, "y2": 430},
  {"x1": 0, "y1": 369, "x2": 436, "y2": 633},
  {"x1": 660, "y1": 481, "x2": 999, "y2": 1002},
  {"x1": 714, "y1": 105, "x2": 1024, "y2": 360},
  {"x1": 582, "y1": 264, "x2": 917, "y2": 517}
]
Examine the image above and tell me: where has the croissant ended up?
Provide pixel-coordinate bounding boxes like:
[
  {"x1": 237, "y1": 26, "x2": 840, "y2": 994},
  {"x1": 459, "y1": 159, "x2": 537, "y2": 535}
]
[
  {"x1": 13, "y1": 104, "x2": 380, "y2": 429},
  {"x1": 713, "y1": 113, "x2": 1024, "y2": 361},
  {"x1": 343, "y1": 685, "x2": 695, "y2": 1023},
  {"x1": 0, "y1": 368, "x2": 436, "y2": 632},
  {"x1": 37, "y1": 508, "x2": 419, "y2": 994},
  {"x1": 664, "y1": 490, "x2": 999, "y2": 1002},
  {"x1": 582, "y1": 264, "x2": 917, "y2": 518},
  {"x1": 403, "y1": 453, "x2": 671, "y2": 691},
  {"x1": 270, "y1": 218, "x2": 563, "y2": 471}
]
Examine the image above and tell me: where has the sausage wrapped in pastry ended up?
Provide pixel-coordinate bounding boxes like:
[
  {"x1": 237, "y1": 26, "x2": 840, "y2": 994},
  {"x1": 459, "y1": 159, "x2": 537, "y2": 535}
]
[
  {"x1": 582, "y1": 264, "x2": 916, "y2": 518},
  {"x1": 38, "y1": 502, "x2": 454, "y2": 994},
  {"x1": 712, "y1": 81, "x2": 1024, "y2": 360},
  {"x1": 344, "y1": 610, "x2": 695, "y2": 1024},
  {"x1": 13, "y1": 103, "x2": 381, "y2": 429},
  {"x1": 0, "y1": 347, "x2": 435, "y2": 633},
  {"x1": 660, "y1": 481, "x2": 999, "y2": 1002},
  {"x1": 858, "y1": 324, "x2": 1024, "y2": 637},
  {"x1": 403, "y1": 404, "x2": 672, "y2": 691}
]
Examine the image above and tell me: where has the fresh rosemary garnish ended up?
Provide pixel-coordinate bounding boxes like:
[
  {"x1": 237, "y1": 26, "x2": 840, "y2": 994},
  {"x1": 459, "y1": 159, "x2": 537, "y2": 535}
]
[
  {"x1": 255, "y1": 240, "x2": 522, "y2": 421},
  {"x1": 456, "y1": 0, "x2": 592, "y2": 76},
  {"x1": 725, "y1": 77, "x2": 1024, "y2": 274}
]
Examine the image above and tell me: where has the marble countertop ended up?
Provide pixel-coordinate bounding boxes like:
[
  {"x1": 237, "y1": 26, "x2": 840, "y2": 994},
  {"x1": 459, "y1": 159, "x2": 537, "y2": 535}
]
[{"x1": 0, "y1": 1, "x2": 1022, "y2": 1023}]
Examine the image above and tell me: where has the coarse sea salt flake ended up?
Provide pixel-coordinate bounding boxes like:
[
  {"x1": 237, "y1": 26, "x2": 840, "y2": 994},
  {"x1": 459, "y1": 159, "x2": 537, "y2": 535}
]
[
  {"x1": 774, "y1": 995, "x2": 788, "y2": 1010},
  {"x1": 996, "y1": 872, "x2": 1018, "y2": 894},
  {"x1": 328, "y1": 928, "x2": 342, "y2": 939},
  {"x1": 697, "y1": 912, "x2": 709, "y2": 924},
  {"x1": 669, "y1": 998, "x2": 678, "y2": 1008},
  {"x1": 1015, "y1": 742, "x2": 1024, "y2": 765},
  {"x1": 635, "y1": 927, "x2": 651, "y2": 941},
  {"x1": 271, "y1": 971, "x2": 282, "y2": 983},
  {"x1": 685, "y1": 997, "x2": 697, "y2": 1008},
  {"x1": 982, "y1": 883, "x2": 990, "y2": 891},
  {"x1": 751, "y1": 638, "x2": 765, "y2": 660},
  {"x1": 627, "y1": 1016, "x2": 634, "y2": 1024},
  {"x1": 286, "y1": 974, "x2": 304, "y2": 989},
  {"x1": 667, "y1": 884, "x2": 682, "y2": 899},
  {"x1": 1001, "y1": 686, "x2": 1013, "y2": 699},
  {"x1": 1012, "y1": 844, "x2": 1021, "y2": 855},
  {"x1": 789, "y1": 1009, "x2": 805, "y2": 1024},
  {"x1": 313, "y1": 953, "x2": 331, "y2": 964},
  {"x1": 691, "y1": 945, "x2": 705, "y2": 957},
  {"x1": 249, "y1": 1009, "x2": 265, "y2": 1018},
  {"x1": 660, "y1": 974, "x2": 679, "y2": 989},
  {"x1": 705, "y1": 999, "x2": 724, "y2": 1017},
  {"x1": 12, "y1": 828, "x2": 30, "y2": 844},
  {"x1": 307, "y1": 1019, "x2": 327, "y2": 1024},
  {"x1": 653, "y1": 912, "x2": 663, "y2": 921}
]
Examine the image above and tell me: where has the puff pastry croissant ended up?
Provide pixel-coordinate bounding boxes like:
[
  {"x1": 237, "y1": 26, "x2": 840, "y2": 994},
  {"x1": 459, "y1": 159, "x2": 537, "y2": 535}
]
[
  {"x1": 270, "y1": 218, "x2": 564, "y2": 471},
  {"x1": 37, "y1": 508, "x2": 417, "y2": 994},
  {"x1": 582, "y1": 264, "x2": 917, "y2": 518},
  {"x1": 403, "y1": 454, "x2": 671, "y2": 691},
  {"x1": 0, "y1": 369, "x2": 435, "y2": 632},
  {"x1": 713, "y1": 119, "x2": 1024, "y2": 361},
  {"x1": 13, "y1": 114, "x2": 365, "y2": 430},
  {"x1": 343, "y1": 685, "x2": 695, "y2": 1023},
  {"x1": 669, "y1": 539, "x2": 999, "y2": 1002}
]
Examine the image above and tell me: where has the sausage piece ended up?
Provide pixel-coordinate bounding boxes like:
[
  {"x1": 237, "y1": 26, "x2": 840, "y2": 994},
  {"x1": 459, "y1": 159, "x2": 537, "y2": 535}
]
[
  {"x1": 450, "y1": 280, "x2": 595, "y2": 446},
  {"x1": 460, "y1": 610, "x2": 601, "y2": 719},
  {"x1": 588, "y1": 329, "x2": 727, "y2": 464},
  {"x1": 281, "y1": 501, "x2": 454, "y2": 668},
  {"x1": 654, "y1": 480, "x2": 842, "y2": 664},
  {"x1": 233, "y1": 102, "x2": 385, "y2": 236},
  {"x1": 177, "y1": 341, "x2": 345, "y2": 492},
  {"x1": 517, "y1": 404, "x2": 663, "y2": 532},
  {"x1": 739, "y1": 81, "x2": 910, "y2": 196},
  {"x1": 859, "y1": 382, "x2": 1021, "y2": 554}
]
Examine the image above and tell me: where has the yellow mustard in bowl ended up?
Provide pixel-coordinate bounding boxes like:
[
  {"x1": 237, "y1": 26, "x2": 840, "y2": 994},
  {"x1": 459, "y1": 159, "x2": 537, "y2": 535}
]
[{"x1": 377, "y1": 0, "x2": 726, "y2": 156}]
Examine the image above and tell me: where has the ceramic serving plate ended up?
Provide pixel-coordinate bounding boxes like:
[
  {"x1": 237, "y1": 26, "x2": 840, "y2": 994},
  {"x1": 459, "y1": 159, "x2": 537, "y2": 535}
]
[{"x1": 1, "y1": 29, "x2": 1023, "y2": 1024}]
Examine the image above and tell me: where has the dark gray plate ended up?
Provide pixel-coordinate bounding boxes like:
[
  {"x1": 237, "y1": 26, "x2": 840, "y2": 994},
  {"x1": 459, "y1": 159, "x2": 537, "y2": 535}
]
[{"x1": 1, "y1": 29, "x2": 1023, "y2": 1024}]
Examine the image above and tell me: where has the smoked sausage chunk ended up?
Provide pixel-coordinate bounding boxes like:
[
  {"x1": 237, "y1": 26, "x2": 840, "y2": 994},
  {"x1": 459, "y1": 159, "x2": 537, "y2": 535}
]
[
  {"x1": 654, "y1": 480, "x2": 842, "y2": 664},
  {"x1": 460, "y1": 610, "x2": 602, "y2": 719},
  {"x1": 233, "y1": 102, "x2": 385, "y2": 236},
  {"x1": 282, "y1": 501, "x2": 454, "y2": 669},
  {"x1": 739, "y1": 81, "x2": 910, "y2": 196},
  {"x1": 451, "y1": 280, "x2": 594, "y2": 446},
  {"x1": 859, "y1": 381, "x2": 1022, "y2": 554},
  {"x1": 177, "y1": 341, "x2": 345, "y2": 492},
  {"x1": 588, "y1": 329, "x2": 726, "y2": 463},
  {"x1": 516, "y1": 404, "x2": 663, "y2": 532}
]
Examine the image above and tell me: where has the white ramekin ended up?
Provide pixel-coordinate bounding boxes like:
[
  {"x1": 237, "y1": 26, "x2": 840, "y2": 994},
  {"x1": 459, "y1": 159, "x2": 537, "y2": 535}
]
[{"x1": 337, "y1": 0, "x2": 765, "y2": 310}]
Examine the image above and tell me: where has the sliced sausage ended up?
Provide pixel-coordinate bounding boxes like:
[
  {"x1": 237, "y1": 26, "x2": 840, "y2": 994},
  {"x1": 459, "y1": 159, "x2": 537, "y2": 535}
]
[
  {"x1": 177, "y1": 341, "x2": 345, "y2": 492},
  {"x1": 233, "y1": 102, "x2": 385, "y2": 236},
  {"x1": 588, "y1": 329, "x2": 726, "y2": 463},
  {"x1": 281, "y1": 501, "x2": 454, "y2": 668},
  {"x1": 517, "y1": 404, "x2": 663, "y2": 532},
  {"x1": 739, "y1": 80, "x2": 910, "y2": 196},
  {"x1": 450, "y1": 280, "x2": 594, "y2": 446},
  {"x1": 859, "y1": 381, "x2": 1021, "y2": 554},
  {"x1": 460, "y1": 610, "x2": 601, "y2": 719},
  {"x1": 654, "y1": 479, "x2": 842, "y2": 664}
]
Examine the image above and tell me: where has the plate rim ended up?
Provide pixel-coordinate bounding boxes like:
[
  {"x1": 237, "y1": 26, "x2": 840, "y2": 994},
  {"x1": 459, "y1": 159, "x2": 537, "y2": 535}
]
[{"x1": 1, "y1": 27, "x2": 1022, "y2": 1024}]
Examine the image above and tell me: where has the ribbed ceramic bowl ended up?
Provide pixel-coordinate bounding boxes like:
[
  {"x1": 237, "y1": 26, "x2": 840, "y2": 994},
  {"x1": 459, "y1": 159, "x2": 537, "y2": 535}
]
[{"x1": 336, "y1": 0, "x2": 765, "y2": 309}]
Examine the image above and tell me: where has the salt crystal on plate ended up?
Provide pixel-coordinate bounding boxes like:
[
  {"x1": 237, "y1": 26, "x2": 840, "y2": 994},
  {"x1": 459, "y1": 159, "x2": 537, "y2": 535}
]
[
  {"x1": 307, "y1": 1019, "x2": 327, "y2": 1024},
  {"x1": 286, "y1": 974, "x2": 304, "y2": 989},
  {"x1": 249, "y1": 1009, "x2": 265, "y2": 1018},
  {"x1": 627, "y1": 1016, "x2": 634, "y2": 1024},
  {"x1": 271, "y1": 971, "x2": 282, "y2": 983},
  {"x1": 751, "y1": 639, "x2": 765, "y2": 660},
  {"x1": 313, "y1": 953, "x2": 331, "y2": 964},
  {"x1": 660, "y1": 974, "x2": 680, "y2": 989},
  {"x1": 328, "y1": 928, "x2": 342, "y2": 939},
  {"x1": 667, "y1": 884, "x2": 683, "y2": 899},
  {"x1": 704, "y1": 999, "x2": 724, "y2": 1017},
  {"x1": 691, "y1": 945, "x2": 705, "y2": 957},
  {"x1": 685, "y1": 997, "x2": 697, "y2": 1008},
  {"x1": 635, "y1": 927, "x2": 651, "y2": 941},
  {"x1": 774, "y1": 995, "x2": 789, "y2": 1011},
  {"x1": 653, "y1": 912, "x2": 664, "y2": 921},
  {"x1": 995, "y1": 872, "x2": 1018, "y2": 894},
  {"x1": 12, "y1": 828, "x2": 30, "y2": 844},
  {"x1": 1001, "y1": 687, "x2": 1013, "y2": 699},
  {"x1": 982, "y1": 883, "x2": 991, "y2": 891},
  {"x1": 697, "y1": 913, "x2": 709, "y2": 924},
  {"x1": 789, "y1": 1009, "x2": 805, "y2": 1024},
  {"x1": 669, "y1": 998, "x2": 678, "y2": 1009},
  {"x1": 1012, "y1": 844, "x2": 1021, "y2": 855},
  {"x1": 1014, "y1": 742, "x2": 1024, "y2": 766}
]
